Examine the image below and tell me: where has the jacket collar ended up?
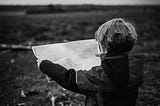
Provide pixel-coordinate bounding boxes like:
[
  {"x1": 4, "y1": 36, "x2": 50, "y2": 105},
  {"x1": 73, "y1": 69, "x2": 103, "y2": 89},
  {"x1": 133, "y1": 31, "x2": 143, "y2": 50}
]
[{"x1": 101, "y1": 52, "x2": 129, "y2": 63}]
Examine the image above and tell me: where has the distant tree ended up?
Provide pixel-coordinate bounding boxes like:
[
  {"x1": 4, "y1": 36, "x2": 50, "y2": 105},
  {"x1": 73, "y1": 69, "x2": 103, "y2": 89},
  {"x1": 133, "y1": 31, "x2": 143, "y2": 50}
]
[{"x1": 26, "y1": 5, "x2": 65, "y2": 14}]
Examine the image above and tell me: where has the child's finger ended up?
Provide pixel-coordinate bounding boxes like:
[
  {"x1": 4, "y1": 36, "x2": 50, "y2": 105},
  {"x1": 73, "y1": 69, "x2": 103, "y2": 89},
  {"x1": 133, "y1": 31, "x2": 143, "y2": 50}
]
[{"x1": 95, "y1": 53, "x2": 101, "y2": 57}]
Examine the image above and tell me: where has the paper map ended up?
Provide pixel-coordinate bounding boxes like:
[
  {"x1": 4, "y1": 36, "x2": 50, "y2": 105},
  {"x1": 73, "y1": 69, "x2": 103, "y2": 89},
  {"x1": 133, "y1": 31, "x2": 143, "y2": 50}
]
[{"x1": 32, "y1": 39, "x2": 101, "y2": 71}]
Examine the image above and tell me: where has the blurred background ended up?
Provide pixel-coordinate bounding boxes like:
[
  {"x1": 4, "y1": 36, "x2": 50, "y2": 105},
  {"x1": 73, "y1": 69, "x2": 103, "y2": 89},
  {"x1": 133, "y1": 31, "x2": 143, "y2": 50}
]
[{"x1": 0, "y1": 0, "x2": 160, "y2": 105}]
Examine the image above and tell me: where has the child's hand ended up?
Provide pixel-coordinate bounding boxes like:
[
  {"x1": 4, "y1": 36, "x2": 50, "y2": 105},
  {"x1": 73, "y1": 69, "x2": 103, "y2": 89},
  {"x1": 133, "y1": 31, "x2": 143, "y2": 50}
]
[
  {"x1": 95, "y1": 53, "x2": 101, "y2": 57},
  {"x1": 95, "y1": 53, "x2": 106, "y2": 61}
]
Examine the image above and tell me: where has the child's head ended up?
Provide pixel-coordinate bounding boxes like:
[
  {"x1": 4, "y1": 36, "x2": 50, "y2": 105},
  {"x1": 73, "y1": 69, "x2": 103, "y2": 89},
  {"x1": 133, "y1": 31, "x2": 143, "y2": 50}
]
[{"x1": 95, "y1": 18, "x2": 137, "y2": 54}]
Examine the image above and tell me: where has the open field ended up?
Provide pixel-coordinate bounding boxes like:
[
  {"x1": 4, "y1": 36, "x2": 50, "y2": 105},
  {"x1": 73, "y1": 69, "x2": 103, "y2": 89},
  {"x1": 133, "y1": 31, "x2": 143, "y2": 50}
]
[
  {"x1": 0, "y1": 5, "x2": 160, "y2": 106},
  {"x1": 0, "y1": 6, "x2": 160, "y2": 44}
]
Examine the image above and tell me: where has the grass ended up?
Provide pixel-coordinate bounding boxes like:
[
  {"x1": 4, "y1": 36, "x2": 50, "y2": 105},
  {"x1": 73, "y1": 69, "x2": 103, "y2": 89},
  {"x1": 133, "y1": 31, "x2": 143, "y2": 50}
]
[
  {"x1": 0, "y1": 6, "x2": 160, "y2": 106},
  {"x1": 0, "y1": 8, "x2": 160, "y2": 44}
]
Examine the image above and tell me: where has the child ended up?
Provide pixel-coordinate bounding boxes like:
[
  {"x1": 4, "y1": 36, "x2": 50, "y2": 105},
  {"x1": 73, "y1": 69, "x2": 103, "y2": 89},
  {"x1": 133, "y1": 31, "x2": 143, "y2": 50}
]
[{"x1": 38, "y1": 18, "x2": 144, "y2": 106}]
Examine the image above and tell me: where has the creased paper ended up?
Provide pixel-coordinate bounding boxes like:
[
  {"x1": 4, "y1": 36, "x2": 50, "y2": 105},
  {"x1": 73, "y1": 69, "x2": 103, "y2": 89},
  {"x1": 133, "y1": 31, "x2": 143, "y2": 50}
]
[{"x1": 32, "y1": 39, "x2": 101, "y2": 71}]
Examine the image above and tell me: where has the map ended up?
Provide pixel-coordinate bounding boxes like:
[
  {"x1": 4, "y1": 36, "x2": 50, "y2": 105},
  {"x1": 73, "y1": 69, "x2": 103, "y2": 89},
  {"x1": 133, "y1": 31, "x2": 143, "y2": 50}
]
[{"x1": 32, "y1": 39, "x2": 101, "y2": 71}]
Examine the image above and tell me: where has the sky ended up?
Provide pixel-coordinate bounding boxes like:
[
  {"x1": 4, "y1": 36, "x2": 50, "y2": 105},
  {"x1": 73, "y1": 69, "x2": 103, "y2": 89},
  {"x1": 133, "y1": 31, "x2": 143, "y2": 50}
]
[{"x1": 0, "y1": 0, "x2": 160, "y2": 5}]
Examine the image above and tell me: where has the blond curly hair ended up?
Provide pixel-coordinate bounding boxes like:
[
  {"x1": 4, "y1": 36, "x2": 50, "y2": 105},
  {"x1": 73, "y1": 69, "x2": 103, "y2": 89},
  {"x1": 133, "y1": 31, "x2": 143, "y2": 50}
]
[{"x1": 95, "y1": 18, "x2": 137, "y2": 54}]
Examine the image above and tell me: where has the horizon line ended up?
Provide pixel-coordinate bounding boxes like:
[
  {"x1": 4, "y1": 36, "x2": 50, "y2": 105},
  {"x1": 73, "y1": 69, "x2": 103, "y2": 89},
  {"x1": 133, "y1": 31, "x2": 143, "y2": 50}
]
[{"x1": 0, "y1": 3, "x2": 160, "y2": 6}]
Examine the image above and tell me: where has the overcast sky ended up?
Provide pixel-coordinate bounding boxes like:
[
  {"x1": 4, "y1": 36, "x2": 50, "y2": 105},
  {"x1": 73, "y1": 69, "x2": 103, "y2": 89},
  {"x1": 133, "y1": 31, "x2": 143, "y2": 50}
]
[{"x1": 0, "y1": 0, "x2": 160, "y2": 5}]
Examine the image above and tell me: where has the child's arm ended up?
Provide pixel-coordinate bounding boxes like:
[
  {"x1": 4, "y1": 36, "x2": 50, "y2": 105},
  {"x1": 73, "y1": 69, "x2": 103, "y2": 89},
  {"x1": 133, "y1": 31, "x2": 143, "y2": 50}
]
[{"x1": 39, "y1": 60, "x2": 99, "y2": 95}]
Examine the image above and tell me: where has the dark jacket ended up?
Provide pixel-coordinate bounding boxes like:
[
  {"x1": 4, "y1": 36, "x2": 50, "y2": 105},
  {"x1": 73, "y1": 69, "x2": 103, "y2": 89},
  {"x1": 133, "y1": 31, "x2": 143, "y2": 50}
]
[{"x1": 39, "y1": 53, "x2": 144, "y2": 106}]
